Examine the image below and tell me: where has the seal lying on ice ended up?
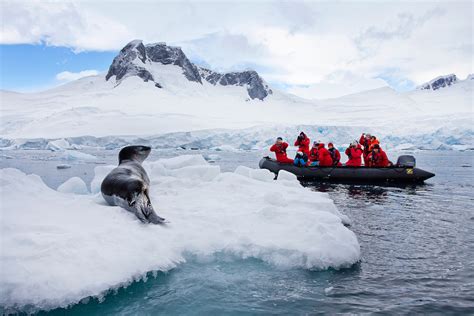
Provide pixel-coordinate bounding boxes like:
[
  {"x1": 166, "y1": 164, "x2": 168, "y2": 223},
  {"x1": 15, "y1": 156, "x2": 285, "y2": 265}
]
[{"x1": 101, "y1": 145, "x2": 165, "y2": 224}]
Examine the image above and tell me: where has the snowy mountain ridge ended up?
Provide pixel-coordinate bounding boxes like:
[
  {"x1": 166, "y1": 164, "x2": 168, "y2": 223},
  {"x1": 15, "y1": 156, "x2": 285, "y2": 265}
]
[
  {"x1": 417, "y1": 73, "x2": 473, "y2": 91},
  {"x1": 106, "y1": 40, "x2": 272, "y2": 100}
]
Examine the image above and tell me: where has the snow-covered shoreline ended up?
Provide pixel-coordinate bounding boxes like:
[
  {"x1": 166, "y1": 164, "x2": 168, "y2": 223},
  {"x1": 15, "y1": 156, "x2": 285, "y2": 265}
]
[{"x1": 0, "y1": 155, "x2": 360, "y2": 313}]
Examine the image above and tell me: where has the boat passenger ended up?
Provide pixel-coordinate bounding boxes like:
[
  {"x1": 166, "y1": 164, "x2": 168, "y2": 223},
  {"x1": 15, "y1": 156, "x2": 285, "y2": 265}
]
[
  {"x1": 317, "y1": 143, "x2": 333, "y2": 167},
  {"x1": 294, "y1": 151, "x2": 308, "y2": 167},
  {"x1": 270, "y1": 137, "x2": 293, "y2": 164},
  {"x1": 345, "y1": 141, "x2": 363, "y2": 167},
  {"x1": 359, "y1": 133, "x2": 372, "y2": 166},
  {"x1": 368, "y1": 144, "x2": 390, "y2": 167},
  {"x1": 308, "y1": 141, "x2": 320, "y2": 166},
  {"x1": 294, "y1": 132, "x2": 310, "y2": 156},
  {"x1": 369, "y1": 135, "x2": 380, "y2": 151},
  {"x1": 328, "y1": 143, "x2": 342, "y2": 166}
]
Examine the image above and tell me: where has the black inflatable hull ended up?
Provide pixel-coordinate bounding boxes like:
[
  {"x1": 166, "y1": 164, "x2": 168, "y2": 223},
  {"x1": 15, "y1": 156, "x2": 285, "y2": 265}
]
[{"x1": 259, "y1": 157, "x2": 435, "y2": 184}]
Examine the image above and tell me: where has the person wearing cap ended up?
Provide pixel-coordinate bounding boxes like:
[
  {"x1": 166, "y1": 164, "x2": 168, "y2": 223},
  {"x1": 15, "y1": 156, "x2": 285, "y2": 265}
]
[
  {"x1": 327, "y1": 143, "x2": 342, "y2": 167},
  {"x1": 345, "y1": 141, "x2": 363, "y2": 167},
  {"x1": 270, "y1": 137, "x2": 294, "y2": 164},
  {"x1": 308, "y1": 141, "x2": 320, "y2": 166},
  {"x1": 368, "y1": 144, "x2": 390, "y2": 167},
  {"x1": 294, "y1": 132, "x2": 310, "y2": 156},
  {"x1": 359, "y1": 133, "x2": 372, "y2": 166},
  {"x1": 316, "y1": 142, "x2": 333, "y2": 167}
]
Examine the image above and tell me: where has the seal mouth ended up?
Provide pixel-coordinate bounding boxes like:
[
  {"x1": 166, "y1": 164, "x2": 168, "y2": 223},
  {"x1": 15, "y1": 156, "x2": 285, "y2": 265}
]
[{"x1": 139, "y1": 146, "x2": 151, "y2": 157}]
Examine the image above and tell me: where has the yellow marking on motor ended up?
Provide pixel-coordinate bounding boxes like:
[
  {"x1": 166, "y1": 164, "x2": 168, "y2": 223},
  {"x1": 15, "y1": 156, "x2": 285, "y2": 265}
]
[{"x1": 406, "y1": 169, "x2": 414, "y2": 174}]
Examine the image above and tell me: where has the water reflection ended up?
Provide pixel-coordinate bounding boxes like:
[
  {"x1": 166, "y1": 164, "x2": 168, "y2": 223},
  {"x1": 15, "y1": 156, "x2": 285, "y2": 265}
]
[{"x1": 301, "y1": 181, "x2": 434, "y2": 204}]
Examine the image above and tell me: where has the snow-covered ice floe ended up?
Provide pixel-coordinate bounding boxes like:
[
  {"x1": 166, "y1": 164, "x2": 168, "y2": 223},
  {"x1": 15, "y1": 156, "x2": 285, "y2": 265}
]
[{"x1": 0, "y1": 155, "x2": 360, "y2": 312}]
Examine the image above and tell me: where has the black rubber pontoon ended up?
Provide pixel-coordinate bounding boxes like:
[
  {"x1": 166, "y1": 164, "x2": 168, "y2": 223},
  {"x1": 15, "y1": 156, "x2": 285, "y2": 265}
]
[{"x1": 259, "y1": 156, "x2": 435, "y2": 184}]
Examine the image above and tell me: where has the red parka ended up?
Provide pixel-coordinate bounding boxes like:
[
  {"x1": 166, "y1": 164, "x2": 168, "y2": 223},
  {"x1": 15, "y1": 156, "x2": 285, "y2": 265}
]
[
  {"x1": 270, "y1": 142, "x2": 293, "y2": 164},
  {"x1": 328, "y1": 147, "x2": 342, "y2": 166},
  {"x1": 317, "y1": 144, "x2": 333, "y2": 167},
  {"x1": 294, "y1": 133, "x2": 310, "y2": 155},
  {"x1": 309, "y1": 147, "x2": 319, "y2": 162},
  {"x1": 369, "y1": 139, "x2": 380, "y2": 151},
  {"x1": 369, "y1": 149, "x2": 390, "y2": 167},
  {"x1": 359, "y1": 134, "x2": 371, "y2": 155},
  {"x1": 345, "y1": 145, "x2": 363, "y2": 167},
  {"x1": 359, "y1": 134, "x2": 373, "y2": 166}
]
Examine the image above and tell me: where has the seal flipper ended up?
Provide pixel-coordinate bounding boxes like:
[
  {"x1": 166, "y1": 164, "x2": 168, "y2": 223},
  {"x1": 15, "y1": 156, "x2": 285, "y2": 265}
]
[
  {"x1": 145, "y1": 209, "x2": 167, "y2": 224},
  {"x1": 143, "y1": 190, "x2": 167, "y2": 224},
  {"x1": 128, "y1": 196, "x2": 149, "y2": 223},
  {"x1": 130, "y1": 191, "x2": 166, "y2": 224}
]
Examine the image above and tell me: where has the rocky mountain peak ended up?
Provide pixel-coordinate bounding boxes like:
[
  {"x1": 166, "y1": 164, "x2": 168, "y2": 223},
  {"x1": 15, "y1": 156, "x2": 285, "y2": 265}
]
[
  {"x1": 418, "y1": 74, "x2": 458, "y2": 91},
  {"x1": 199, "y1": 68, "x2": 272, "y2": 100},
  {"x1": 145, "y1": 43, "x2": 202, "y2": 83},
  {"x1": 105, "y1": 40, "x2": 272, "y2": 100}
]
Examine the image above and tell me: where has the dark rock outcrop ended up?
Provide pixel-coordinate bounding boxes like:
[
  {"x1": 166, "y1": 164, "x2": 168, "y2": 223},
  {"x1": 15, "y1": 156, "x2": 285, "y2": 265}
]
[
  {"x1": 106, "y1": 40, "x2": 272, "y2": 100},
  {"x1": 418, "y1": 74, "x2": 458, "y2": 91},
  {"x1": 145, "y1": 43, "x2": 202, "y2": 83},
  {"x1": 199, "y1": 68, "x2": 272, "y2": 100},
  {"x1": 106, "y1": 40, "x2": 153, "y2": 82}
]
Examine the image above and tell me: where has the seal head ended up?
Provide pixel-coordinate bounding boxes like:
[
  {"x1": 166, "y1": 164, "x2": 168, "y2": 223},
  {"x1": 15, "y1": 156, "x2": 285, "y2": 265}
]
[{"x1": 119, "y1": 145, "x2": 151, "y2": 164}]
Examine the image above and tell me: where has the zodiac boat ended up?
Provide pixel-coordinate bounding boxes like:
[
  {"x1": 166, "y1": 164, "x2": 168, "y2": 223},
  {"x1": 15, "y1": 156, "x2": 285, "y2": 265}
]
[{"x1": 259, "y1": 155, "x2": 435, "y2": 184}]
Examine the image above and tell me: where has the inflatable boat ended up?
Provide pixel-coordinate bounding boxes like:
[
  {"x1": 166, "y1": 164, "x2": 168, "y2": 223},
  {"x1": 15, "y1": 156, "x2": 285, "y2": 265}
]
[{"x1": 259, "y1": 155, "x2": 435, "y2": 184}]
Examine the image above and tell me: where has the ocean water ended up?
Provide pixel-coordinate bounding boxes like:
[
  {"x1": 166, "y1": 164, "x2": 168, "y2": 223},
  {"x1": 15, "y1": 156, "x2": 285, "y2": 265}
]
[{"x1": 1, "y1": 150, "x2": 473, "y2": 315}]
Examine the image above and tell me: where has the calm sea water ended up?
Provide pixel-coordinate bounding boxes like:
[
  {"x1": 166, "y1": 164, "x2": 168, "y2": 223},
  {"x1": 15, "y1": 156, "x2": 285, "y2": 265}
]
[{"x1": 1, "y1": 149, "x2": 473, "y2": 315}]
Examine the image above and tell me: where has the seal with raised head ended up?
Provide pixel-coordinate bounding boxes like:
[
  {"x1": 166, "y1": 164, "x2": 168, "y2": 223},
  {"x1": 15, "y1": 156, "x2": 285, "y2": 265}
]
[{"x1": 101, "y1": 145, "x2": 165, "y2": 224}]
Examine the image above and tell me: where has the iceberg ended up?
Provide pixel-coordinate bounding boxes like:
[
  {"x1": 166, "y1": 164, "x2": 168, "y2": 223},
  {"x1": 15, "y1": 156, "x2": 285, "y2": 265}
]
[{"x1": 57, "y1": 177, "x2": 89, "y2": 195}]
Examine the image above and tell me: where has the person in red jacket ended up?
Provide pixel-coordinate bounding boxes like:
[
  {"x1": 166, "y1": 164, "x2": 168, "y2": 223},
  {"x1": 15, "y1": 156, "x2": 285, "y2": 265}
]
[
  {"x1": 345, "y1": 141, "x2": 363, "y2": 167},
  {"x1": 294, "y1": 132, "x2": 310, "y2": 156},
  {"x1": 359, "y1": 133, "x2": 372, "y2": 166},
  {"x1": 369, "y1": 136, "x2": 380, "y2": 151},
  {"x1": 317, "y1": 143, "x2": 333, "y2": 167},
  {"x1": 308, "y1": 141, "x2": 320, "y2": 166},
  {"x1": 327, "y1": 143, "x2": 342, "y2": 166},
  {"x1": 368, "y1": 144, "x2": 390, "y2": 167},
  {"x1": 270, "y1": 137, "x2": 293, "y2": 164}
]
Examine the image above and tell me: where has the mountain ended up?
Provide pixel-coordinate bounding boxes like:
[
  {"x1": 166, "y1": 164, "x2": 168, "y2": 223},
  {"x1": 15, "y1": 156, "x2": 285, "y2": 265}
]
[
  {"x1": 106, "y1": 40, "x2": 272, "y2": 100},
  {"x1": 0, "y1": 43, "x2": 472, "y2": 150},
  {"x1": 417, "y1": 73, "x2": 473, "y2": 91}
]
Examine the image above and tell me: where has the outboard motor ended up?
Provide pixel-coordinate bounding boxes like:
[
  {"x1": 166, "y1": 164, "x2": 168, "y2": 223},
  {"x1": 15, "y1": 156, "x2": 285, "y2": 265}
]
[{"x1": 396, "y1": 155, "x2": 416, "y2": 167}]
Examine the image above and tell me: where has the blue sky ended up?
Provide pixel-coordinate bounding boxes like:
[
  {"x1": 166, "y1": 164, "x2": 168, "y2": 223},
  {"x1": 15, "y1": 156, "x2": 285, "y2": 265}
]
[
  {"x1": 0, "y1": 1, "x2": 471, "y2": 98},
  {"x1": 0, "y1": 45, "x2": 116, "y2": 91}
]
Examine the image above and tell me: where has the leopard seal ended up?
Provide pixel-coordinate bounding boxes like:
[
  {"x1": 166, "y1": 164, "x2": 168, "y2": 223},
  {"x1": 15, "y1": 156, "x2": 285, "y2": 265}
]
[{"x1": 101, "y1": 145, "x2": 165, "y2": 224}]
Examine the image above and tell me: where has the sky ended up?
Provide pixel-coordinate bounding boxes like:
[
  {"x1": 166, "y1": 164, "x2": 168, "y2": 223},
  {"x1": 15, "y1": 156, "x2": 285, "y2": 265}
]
[{"x1": 0, "y1": 0, "x2": 472, "y2": 98}]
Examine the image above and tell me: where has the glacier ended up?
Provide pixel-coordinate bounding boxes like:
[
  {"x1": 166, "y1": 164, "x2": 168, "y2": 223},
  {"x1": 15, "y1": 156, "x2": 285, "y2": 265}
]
[{"x1": 1, "y1": 123, "x2": 472, "y2": 153}]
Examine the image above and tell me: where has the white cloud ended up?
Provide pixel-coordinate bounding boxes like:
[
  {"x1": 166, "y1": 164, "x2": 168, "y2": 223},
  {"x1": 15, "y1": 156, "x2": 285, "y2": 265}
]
[
  {"x1": 56, "y1": 70, "x2": 99, "y2": 82},
  {"x1": 0, "y1": 1, "x2": 133, "y2": 51},
  {"x1": 1, "y1": 1, "x2": 472, "y2": 97}
]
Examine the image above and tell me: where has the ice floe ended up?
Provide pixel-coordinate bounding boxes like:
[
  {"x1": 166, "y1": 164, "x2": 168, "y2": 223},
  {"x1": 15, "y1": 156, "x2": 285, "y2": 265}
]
[{"x1": 0, "y1": 155, "x2": 359, "y2": 312}]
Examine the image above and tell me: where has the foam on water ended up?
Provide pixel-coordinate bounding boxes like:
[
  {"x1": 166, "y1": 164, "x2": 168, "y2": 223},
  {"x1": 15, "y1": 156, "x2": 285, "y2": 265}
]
[{"x1": 0, "y1": 155, "x2": 359, "y2": 312}]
